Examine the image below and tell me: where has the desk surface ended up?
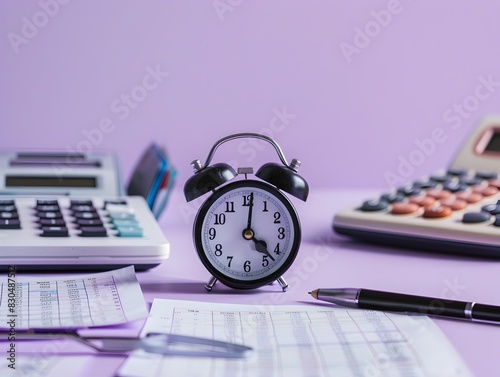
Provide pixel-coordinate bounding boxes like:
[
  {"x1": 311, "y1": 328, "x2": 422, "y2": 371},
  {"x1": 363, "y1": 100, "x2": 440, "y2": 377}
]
[{"x1": 9, "y1": 189, "x2": 500, "y2": 375}]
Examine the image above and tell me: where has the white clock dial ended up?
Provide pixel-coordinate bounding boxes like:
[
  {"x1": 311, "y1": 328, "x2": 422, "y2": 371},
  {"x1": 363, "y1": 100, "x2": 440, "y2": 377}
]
[{"x1": 194, "y1": 180, "x2": 301, "y2": 289}]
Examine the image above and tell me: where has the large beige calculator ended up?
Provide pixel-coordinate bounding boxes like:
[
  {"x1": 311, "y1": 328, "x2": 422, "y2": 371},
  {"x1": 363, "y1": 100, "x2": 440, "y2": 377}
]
[{"x1": 334, "y1": 116, "x2": 500, "y2": 257}]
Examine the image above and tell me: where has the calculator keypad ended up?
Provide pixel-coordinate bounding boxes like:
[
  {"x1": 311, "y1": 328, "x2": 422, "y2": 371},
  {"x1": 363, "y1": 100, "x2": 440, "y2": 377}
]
[
  {"x1": 0, "y1": 198, "x2": 144, "y2": 238},
  {"x1": 359, "y1": 169, "x2": 500, "y2": 225}
]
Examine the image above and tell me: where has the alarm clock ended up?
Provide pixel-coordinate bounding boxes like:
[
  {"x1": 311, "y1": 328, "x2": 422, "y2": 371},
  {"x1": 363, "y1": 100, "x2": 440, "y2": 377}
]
[{"x1": 184, "y1": 133, "x2": 308, "y2": 291}]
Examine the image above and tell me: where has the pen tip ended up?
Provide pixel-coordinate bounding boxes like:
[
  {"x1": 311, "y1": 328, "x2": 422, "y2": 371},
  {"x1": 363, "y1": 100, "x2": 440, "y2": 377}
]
[{"x1": 309, "y1": 289, "x2": 318, "y2": 299}]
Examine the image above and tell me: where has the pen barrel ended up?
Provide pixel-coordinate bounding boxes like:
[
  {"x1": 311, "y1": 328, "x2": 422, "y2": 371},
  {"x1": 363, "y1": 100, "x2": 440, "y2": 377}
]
[
  {"x1": 358, "y1": 289, "x2": 468, "y2": 319},
  {"x1": 471, "y1": 304, "x2": 500, "y2": 322}
]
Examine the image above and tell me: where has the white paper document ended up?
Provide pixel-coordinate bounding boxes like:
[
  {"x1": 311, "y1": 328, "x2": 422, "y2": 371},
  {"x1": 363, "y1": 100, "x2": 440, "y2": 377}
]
[
  {"x1": 0, "y1": 265, "x2": 147, "y2": 329},
  {"x1": 117, "y1": 299, "x2": 471, "y2": 377}
]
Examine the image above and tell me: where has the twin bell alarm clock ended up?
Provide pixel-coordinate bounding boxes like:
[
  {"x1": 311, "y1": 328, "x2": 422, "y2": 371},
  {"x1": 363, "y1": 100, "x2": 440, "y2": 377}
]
[{"x1": 184, "y1": 133, "x2": 308, "y2": 291}]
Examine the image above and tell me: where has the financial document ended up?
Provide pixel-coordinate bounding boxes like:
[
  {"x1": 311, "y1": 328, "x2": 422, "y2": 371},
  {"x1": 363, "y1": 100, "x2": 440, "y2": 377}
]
[
  {"x1": 117, "y1": 299, "x2": 471, "y2": 377},
  {"x1": 0, "y1": 266, "x2": 147, "y2": 329}
]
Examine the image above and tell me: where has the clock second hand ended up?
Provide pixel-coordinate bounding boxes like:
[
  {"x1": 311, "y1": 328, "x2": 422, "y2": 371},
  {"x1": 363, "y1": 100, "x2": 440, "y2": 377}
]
[{"x1": 242, "y1": 192, "x2": 275, "y2": 262}]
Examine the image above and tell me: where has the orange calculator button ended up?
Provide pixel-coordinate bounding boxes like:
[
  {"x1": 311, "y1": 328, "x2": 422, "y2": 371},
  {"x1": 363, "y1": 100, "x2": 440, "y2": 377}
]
[
  {"x1": 488, "y1": 180, "x2": 500, "y2": 189},
  {"x1": 472, "y1": 185, "x2": 499, "y2": 197},
  {"x1": 408, "y1": 195, "x2": 436, "y2": 208},
  {"x1": 456, "y1": 191, "x2": 483, "y2": 203},
  {"x1": 390, "y1": 202, "x2": 420, "y2": 215},
  {"x1": 423, "y1": 205, "x2": 452, "y2": 219},
  {"x1": 440, "y1": 198, "x2": 468, "y2": 211},
  {"x1": 426, "y1": 189, "x2": 452, "y2": 200}
]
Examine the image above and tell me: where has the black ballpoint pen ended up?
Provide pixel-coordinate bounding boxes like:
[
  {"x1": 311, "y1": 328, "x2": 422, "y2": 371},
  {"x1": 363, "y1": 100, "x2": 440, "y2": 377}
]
[{"x1": 308, "y1": 288, "x2": 500, "y2": 324}]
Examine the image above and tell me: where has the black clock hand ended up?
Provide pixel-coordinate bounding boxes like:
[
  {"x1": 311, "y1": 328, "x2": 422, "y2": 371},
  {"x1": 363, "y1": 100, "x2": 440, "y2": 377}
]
[
  {"x1": 251, "y1": 237, "x2": 275, "y2": 262},
  {"x1": 246, "y1": 192, "x2": 254, "y2": 230},
  {"x1": 242, "y1": 192, "x2": 275, "y2": 261}
]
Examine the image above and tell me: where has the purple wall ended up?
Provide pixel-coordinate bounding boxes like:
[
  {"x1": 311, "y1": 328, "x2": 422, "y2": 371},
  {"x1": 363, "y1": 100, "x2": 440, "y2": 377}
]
[{"x1": 2, "y1": 0, "x2": 500, "y2": 190}]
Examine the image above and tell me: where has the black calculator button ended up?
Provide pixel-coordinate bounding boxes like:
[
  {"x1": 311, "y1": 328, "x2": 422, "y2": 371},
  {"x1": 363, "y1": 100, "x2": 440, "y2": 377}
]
[
  {"x1": 0, "y1": 205, "x2": 17, "y2": 212},
  {"x1": 37, "y1": 211, "x2": 63, "y2": 219},
  {"x1": 0, "y1": 212, "x2": 18, "y2": 219},
  {"x1": 0, "y1": 219, "x2": 21, "y2": 229},
  {"x1": 70, "y1": 200, "x2": 94, "y2": 207},
  {"x1": 0, "y1": 200, "x2": 15, "y2": 206},
  {"x1": 359, "y1": 199, "x2": 388, "y2": 212},
  {"x1": 397, "y1": 186, "x2": 422, "y2": 197},
  {"x1": 71, "y1": 205, "x2": 96, "y2": 212},
  {"x1": 442, "y1": 182, "x2": 468, "y2": 193},
  {"x1": 412, "y1": 180, "x2": 438, "y2": 189},
  {"x1": 79, "y1": 226, "x2": 107, "y2": 237},
  {"x1": 104, "y1": 200, "x2": 127, "y2": 209},
  {"x1": 493, "y1": 215, "x2": 500, "y2": 227},
  {"x1": 73, "y1": 211, "x2": 100, "y2": 220},
  {"x1": 462, "y1": 212, "x2": 491, "y2": 224},
  {"x1": 380, "y1": 193, "x2": 405, "y2": 203},
  {"x1": 40, "y1": 226, "x2": 69, "y2": 237},
  {"x1": 481, "y1": 204, "x2": 500, "y2": 215},
  {"x1": 37, "y1": 200, "x2": 59, "y2": 206},
  {"x1": 459, "y1": 176, "x2": 483, "y2": 186},
  {"x1": 429, "y1": 174, "x2": 451, "y2": 183},
  {"x1": 447, "y1": 168, "x2": 468, "y2": 176},
  {"x1": 475, "y1": 171, "x2": 498, "y2": 180},
  {"x1": 39, "y1": 218, "x2": 66, "y2": 226},
  {"x1": 36, "y1": 205, "x2": 60, "y2": 212},
  {"x1": 75, "y1": 219, "x2": 104, "y2": 227}
]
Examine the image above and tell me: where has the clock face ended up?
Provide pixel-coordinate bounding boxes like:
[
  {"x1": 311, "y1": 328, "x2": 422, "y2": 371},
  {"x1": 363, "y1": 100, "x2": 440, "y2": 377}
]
[{"x1": 193, "y1": 180, "x2": 301, "y2": 289}]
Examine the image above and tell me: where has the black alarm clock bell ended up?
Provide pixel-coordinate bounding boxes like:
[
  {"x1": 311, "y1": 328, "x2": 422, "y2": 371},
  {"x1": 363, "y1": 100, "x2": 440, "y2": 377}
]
[{"x1": 184, "y1": 133, "x2": 308, "y2": 292}]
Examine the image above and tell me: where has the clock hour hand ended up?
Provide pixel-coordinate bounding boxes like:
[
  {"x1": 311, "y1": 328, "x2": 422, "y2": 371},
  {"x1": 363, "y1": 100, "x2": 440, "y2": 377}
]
[
  {"x1": 251, "y1": 237, "x2": 275, "y2": 262},
  {"x1": 242, "y1": 228, "x2": 275, "y2": 262}
]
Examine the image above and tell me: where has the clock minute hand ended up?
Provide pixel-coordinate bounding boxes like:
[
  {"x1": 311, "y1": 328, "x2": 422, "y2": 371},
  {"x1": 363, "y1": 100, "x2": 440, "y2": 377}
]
[
  {"x1": 246, "y1": 192, "x2": 254, "y2": 229},
  {"x1": 242, "y1": 192, "x2": 275, "y2": 261}
]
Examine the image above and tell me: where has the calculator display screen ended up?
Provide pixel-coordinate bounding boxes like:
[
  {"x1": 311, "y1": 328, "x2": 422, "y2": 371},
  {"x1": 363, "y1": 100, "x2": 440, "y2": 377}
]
[
  {"x1": 484, "y1": 132, "x2": 500, "y2": 152},
  {"x1": 5, "y1": 176, "x2": 97, "y2": 188}
]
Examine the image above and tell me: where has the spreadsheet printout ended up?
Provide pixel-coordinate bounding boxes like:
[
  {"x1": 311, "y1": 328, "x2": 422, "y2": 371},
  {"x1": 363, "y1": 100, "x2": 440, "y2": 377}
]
[
  {"x1": 117, "y1": 299, "x2": 471, "y2": 377},
  {"x1": 0, "y1": 266, "x2": 147, "y2": 329}
]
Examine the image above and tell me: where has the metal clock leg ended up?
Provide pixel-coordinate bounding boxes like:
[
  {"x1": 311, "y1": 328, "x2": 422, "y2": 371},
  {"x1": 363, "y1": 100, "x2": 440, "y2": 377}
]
[
  {"x1": 277, "y1": 276, "x2": 288, "y2": 292},
  {"x1": 205, "y1": 276, "x2": 218, "y2": 292}
]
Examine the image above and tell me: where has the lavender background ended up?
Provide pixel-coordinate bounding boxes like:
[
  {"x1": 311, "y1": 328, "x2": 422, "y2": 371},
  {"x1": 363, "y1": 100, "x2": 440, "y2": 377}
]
[{"x1": 2, "y1": 0, "x2": 500, "y2": 190}]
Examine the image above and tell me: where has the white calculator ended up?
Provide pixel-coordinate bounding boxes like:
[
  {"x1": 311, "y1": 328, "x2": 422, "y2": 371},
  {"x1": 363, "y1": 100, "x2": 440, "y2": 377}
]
[
  {"x1": 334, "y1": 116, "x2": 500, "y2": 257},
  {"x1": 0, "y1": 196, "x2": 169, "y2": 270}
]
